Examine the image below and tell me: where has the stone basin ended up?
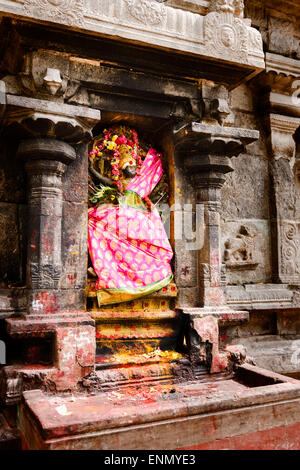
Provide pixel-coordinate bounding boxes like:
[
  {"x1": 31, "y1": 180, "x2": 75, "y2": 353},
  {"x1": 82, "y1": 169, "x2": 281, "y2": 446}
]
[{"x1": 20, "y1": 364, "x2": 300, "y2": 450}]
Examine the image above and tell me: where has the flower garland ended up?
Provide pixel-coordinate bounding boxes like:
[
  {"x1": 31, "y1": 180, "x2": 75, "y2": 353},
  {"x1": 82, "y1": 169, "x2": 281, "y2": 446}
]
[{"x1": 88, "y1": 125, "x2": 145, "y2": 192}]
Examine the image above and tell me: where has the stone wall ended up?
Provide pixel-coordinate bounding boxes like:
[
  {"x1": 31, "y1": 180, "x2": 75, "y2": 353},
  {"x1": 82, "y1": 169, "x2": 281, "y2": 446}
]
[
  {"x1": 0, "y1": 136, "x2": 26, "y2": 286},
  {"x1": 221, "y1": 82, "x2": 272, "y2": 286}
]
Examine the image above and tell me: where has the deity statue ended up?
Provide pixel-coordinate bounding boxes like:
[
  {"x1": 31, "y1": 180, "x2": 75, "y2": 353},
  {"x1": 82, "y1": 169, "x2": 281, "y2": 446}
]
[{"x1": 88, "y1": 125, "x2": 173, "y2": 306}]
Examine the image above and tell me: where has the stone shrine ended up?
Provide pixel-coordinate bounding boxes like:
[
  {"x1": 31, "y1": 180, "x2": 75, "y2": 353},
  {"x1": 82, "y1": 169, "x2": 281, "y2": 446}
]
[{"x1": 0, "y1": 0, "x2": 300, "y2": 450}]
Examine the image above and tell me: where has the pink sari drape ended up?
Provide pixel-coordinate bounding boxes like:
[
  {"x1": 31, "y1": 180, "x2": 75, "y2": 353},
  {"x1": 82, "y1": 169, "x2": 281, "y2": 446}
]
[{"x1": 88, "y1": 149, "x2": 173, "y2": 306}]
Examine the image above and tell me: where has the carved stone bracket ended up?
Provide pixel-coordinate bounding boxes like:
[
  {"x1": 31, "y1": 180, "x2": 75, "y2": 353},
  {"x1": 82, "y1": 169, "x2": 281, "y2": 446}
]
[{"x1": 4, "y1": 94, "x2": 100, "y2": 143}]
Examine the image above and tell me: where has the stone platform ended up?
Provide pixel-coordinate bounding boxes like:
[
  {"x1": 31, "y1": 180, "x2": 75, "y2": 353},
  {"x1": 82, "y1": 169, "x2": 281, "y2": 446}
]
[{"x1": 20, "y1": 364, "x2": 300, "y2": 450}]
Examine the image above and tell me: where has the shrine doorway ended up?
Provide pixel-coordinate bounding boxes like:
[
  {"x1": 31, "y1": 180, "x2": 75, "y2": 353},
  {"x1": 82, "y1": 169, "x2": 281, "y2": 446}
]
[{"x1": 85, "y1": 112, "x2": 187, "y2": 388}]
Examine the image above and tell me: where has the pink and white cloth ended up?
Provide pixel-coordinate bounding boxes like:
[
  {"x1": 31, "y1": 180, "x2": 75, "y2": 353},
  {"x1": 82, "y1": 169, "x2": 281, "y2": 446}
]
[{"x1": 88, "y1": 149, "x2": 173, "y2": 305}]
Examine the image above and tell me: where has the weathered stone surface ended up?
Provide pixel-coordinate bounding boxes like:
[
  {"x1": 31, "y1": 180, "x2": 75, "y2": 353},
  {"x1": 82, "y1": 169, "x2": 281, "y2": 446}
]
[
  {"x1": 219, "y1": 310, "x2": 278, "y2": 346},
  {"x1": 230, "y1": 83, "x2": 254, "y2": 113},
  {"x1": 0, "y1": 203, "x2": 20, "y2": 283},
  {"x1": 19, "y1": 367, "x2": 300, "y2": 449},
  {"x1": 0, "y1": 288, "x2": 26, "y2": 318},
  {"x1": 48, "y1": 325, "x2": 95, "y2": 391},
  {"x1": 25, "y1": 289, "x2": 86, "y2": 315},
  {"x1": 233, "y1": 112, "x2": 267, "y2": 157},
  {"x1": 0, "y1": 137, "x2": 25, "y2": 204},
  {"x1": 63, "y1": 143, "x2": 88, "y2": 204},
  {"x1": 61, "y1": 202, "x2": 88, "y2": 291},
  {"x1": 277, "y1": 310, "x2": 300, "y2": 337},
  {"x1": 230, "y1": 336, "x2": 300, "y2": 375},
  {"x1": 245, "y1": 0, "x2": 300, "y2": 60},
  {"x1": 221, "y1": 154, "x2": 269, "y2": 220},
  {"x1": 176, "y1": 286, "x2": 199, "y2": 308}
]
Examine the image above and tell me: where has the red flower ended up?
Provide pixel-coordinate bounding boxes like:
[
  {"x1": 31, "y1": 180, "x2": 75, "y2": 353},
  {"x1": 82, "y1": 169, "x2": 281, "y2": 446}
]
[
  {"x1": 128, "y1": 140, "x2": 134, "y2": 148},
  {"x1": 116, "y1": 135, "x2": 127, "y2": 145},
  {"x1": 132, "y1": 130, "x2": 138, "y2": 142}
]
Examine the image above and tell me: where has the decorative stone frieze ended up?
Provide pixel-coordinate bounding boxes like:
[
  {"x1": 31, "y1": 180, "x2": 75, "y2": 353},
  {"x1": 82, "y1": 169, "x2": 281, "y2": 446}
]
[
  {"x1": 0, "y1": 0, "x2": 265, "y2": 70},
  {"x1": 226, "y1": 284, "x2": 294, "y2": 310},
  {"x1": 23, "y1": 0, "x2": 85, "y2": 27}
]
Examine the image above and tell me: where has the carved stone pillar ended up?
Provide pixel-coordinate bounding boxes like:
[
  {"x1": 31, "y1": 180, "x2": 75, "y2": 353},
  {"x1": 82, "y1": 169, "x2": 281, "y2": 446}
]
[
  {"x1": 174, "y1": 122, "x2": 258, "y2": 372},
  {"x1": 267, "y1": 114, "x2": 300, "y2": 285},
  {"x1": 0, "y1": 93, "x2": 100, "y2": 394},
  {"x1": 255, "y1": 54, "x2": 300, "y2": 285},
  {"x1": 4, "y1": 95, "x2": 100, "y2": 314},
  {"x1": 19, "y1": 140, "x2": 75, "y2": 311},
  {"x1": 175, "y1": 122, "x2": 259, "y2": 308}
]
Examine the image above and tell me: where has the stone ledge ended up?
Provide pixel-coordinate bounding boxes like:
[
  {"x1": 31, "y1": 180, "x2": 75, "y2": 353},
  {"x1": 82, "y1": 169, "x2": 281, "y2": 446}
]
[
  {"x1": 226, "y1": 284, "x2": 295, "y2": 310},
  {"x1": 266, "y1": 53, "x2": 300, "y2": 78},
  {"x1": 6, "y1": 94, "x2": 100, "y2": 122},
  {"x1": 180, "y1": 307, "x2": 249, "y2": 325},
  {"x1": 6, "y1": 312, "x2": 95, "y2": 337}
]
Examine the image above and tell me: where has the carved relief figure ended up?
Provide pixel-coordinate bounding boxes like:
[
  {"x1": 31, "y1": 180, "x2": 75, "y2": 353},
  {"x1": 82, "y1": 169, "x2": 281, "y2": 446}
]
[
  {"x1": 23, "y1": 0, "x2": 85, "y2": 26},
  {"x1": 224, "y1": 224, "x2": 258, "y2": 269},
  {"x1": 209, "y1": 0, "x2": 244, "y2": 17},
  {"x1": 124, "y1": 0, "x2": 167, "y2": 25},
  {"x1": 88, "y1": 125, "x2": 173, "y2": 306}
]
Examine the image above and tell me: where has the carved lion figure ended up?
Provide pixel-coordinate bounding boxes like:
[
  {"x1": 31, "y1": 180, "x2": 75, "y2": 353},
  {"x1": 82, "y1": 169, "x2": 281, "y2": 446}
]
[{"x1": 224, "y1": 224, "x2": 257, "y2": 264}]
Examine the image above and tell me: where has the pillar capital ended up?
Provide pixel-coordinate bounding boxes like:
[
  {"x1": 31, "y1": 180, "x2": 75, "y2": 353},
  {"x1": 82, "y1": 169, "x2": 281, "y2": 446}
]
[
  {"x1": 18, "y1": 138, "x2": 76, "y2": 166},
  {"x1": 3, "y1": 93, "x2": 100, "y2": 144},
  {"x1": 174, "y1": 122, "x2": 259, "y2": 163}
]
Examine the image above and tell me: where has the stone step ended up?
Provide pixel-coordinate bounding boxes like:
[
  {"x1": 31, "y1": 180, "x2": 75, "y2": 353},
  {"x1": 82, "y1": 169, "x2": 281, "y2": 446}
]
[{"x1": 87, "y1": 280, "x2": 178, "y2": 299}]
